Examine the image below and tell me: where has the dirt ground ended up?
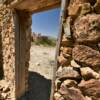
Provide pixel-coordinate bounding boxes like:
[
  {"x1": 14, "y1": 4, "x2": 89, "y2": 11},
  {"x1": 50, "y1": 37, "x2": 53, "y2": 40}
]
[
  {"x1": 29, "y1": 45, "x2": 56, "y2": 79},
  {"x1": 21, "y1": 45, "x2": 56, "y2": 100}
]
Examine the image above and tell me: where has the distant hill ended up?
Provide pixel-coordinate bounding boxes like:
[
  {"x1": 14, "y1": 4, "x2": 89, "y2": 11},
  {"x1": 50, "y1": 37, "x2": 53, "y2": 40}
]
[{"x1": 31, "y1": 32, "x2": 57, "y2": 46}]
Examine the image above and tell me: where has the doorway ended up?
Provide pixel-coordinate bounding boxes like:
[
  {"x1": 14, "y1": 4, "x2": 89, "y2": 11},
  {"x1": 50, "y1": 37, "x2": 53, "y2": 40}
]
[
  {"x1": 15, "y1": 7, "x2": 61, "y2": 99},
  {"x1": 27, "y1": 8, "x2": 60, "y2": 100}
]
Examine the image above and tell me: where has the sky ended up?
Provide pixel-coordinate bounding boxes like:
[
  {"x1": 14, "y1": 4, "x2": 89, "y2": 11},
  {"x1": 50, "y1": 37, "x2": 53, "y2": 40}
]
[{"x1": 32, "y1": 8, "x2": 60, "y2": 38}]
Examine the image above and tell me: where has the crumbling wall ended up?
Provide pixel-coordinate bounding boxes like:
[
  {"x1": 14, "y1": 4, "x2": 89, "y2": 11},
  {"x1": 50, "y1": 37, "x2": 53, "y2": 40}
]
[
  {"x1": 0, "y1": 2, "x2": 15, "y2": 100},
  {"x1": 54, "y1": 0, "x2": 100, "y2": 100}
]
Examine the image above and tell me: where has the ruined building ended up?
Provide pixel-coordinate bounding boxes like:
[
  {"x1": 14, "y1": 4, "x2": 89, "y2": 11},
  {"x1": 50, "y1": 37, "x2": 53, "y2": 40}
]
[{"x1": 0, "y1": 0, "x2": 100, "y2": 100}]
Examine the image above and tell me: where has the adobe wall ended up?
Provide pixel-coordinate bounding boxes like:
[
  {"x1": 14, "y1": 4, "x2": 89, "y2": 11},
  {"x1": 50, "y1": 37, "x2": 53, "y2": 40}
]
[
  {"x1": 54, "y1": 0, "x2": 100, "y2": 100},
  {"x1": 0, "y1": 2, "x2": 15, "y2": 99},
  {"x1": 0, "y1": 0, "x2": 31, "y2": 99}
]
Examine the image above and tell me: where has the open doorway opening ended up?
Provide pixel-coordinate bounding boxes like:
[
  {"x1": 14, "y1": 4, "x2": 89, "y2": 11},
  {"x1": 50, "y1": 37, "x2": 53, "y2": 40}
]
[{"x1": 28, "y1": 8, "x2": 60, "y2": 100}]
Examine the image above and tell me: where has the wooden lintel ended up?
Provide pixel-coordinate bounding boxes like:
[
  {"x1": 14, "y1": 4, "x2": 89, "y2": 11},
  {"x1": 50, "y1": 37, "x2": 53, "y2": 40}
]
[{"x1": 12, "y1": 0, "x2": 61, "y2": 13}]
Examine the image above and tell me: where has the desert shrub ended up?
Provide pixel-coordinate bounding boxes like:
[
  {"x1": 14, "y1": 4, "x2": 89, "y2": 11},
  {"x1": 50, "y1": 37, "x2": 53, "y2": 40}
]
[{"x1": 32, "y1": 36, "x2": 56, "y2": 46}]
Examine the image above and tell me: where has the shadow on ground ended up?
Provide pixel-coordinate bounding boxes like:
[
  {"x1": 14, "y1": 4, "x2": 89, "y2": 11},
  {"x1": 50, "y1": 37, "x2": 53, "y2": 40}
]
[{"x1": 21, "y1": 71, "x2": 52, "y2": 100}]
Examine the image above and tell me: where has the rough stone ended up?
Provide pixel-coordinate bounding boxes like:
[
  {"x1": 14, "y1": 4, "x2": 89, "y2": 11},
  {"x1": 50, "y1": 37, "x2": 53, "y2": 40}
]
[
  {"x1": 78, "y1": 79, "x2": 100, "y2": 99},
  {"x1": 62, "y1": 53, "x2": 71, "y2": 59},
  {"x1": 1, "y1": 93, "x2": 7, "y2": 99},
  {"x1": 80, "y1": 67, "x2": 100, "y2": 79},
  {"x1": 85, "y1": 96, "x2": 92, "y2": 100},
  {"x1": 80, "y1": 3, "x2": 92, "y2": 15},
  {"x1": 58, "y1": 53, "x2": 71, "y2": 66},
  {"x1": 54, "y1": 92, "x2": 64, "y2": 100},
  {"x1": 94, "y1": 0, "x2": 100, "y2": 14},
  {"x1": 56, "y1": 66, "x2": 63, "y2": 74},
  {"x1": 61, "y1": 52, "x2": 71, "y2": 59},
  {"x1": 68, "y1": 0, "x2": 88, "y2": 16},
  {"x1": 56, "y1": 67, "x2": 80, "y2": 79},
  {"x1": 64, "y1": 17, "x2": 72, "y2": 38},
  {"x1": 61, "y1": 34, "x2": 73, "y2": 47},
  {"x1": 61, "y1": 47, "x2": 72, "y2": 55},
  {"x1": 73, "y1": 14, "x2": 100, "y2": 43},
  {"x1": 0, "y1": 80, "x2": 11, "y2": 99},
  {"x1": 72, "y1": 45, "x2": 100, "y2": 67},
  {"x1": 98, "y1": 42, "x2": 100, "y2": 51},
  {"x1": 59, "y1": 85, "x2": 85, "y2": 100},
  {"x1": 61, "y1": 79, "x2": 77, "y2": 88},
  {"x1": 71, "y1": 60, "x2": 81, "y2": 68},
  {"x1": 55, "y1": 78, "x2": 61, "y2": 91}
]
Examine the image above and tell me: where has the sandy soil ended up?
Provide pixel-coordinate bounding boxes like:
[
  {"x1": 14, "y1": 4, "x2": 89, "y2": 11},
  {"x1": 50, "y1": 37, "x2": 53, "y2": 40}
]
[
  {"x1": 21, "y1": 45, "x2": 56, "y2": 100},
  {"x1": 29, "y1": 45, "x2": 56, "y2": 79}
]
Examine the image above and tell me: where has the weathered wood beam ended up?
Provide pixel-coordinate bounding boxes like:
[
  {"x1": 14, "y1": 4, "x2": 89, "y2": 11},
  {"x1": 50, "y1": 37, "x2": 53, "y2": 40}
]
[
  {"x1": 56, "y1": 0, "x2": 69, "y2": 67},
  {"x1": 11, "y1": 0, "x2": 61, "y2": 13},
  {"x1": 50, "y1": 0, "x2": 69, "y2": 100},
  {"x1": 30, "y1": 2, "x2": 60, "y2": 13}
]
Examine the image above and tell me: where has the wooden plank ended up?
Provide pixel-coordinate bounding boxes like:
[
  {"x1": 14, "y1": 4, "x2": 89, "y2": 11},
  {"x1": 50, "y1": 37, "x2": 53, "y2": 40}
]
[
  {"x1": 14, "y1": 10, "x2": 28, "y2": 99},
  {"x1": 19, "y1": 11, "x2": 26, "y2": 97},
  {"x1": 50, "y1": 0, "x2": 69, "y2": 100},
  {"x1": 14, "y1": 10, "x2": 20, "y2": 99},
  {"x1": 30, "y1": 3, "x2": 60, "y2": 13},
  {"x1": 18, "y1": 11, "x2": 29, "y2": 98},
  {"x1": 28, "y1": 0, "x2": 60, "y2": 13},
  {"x1": 56, "y1": 0, "x2": 69, "y2": 69}
]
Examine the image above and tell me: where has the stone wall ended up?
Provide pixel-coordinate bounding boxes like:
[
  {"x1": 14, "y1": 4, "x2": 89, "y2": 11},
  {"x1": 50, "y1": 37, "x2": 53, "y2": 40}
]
[
  {"x1": 0, "y1": 2, "x2": 15, "y2": 100},
  {"x1": 54, "y1": 0, "x2": 100, "y2": 100},
  {"x1": 0, "y1": 0, "x2": 31, "y2": 99}
]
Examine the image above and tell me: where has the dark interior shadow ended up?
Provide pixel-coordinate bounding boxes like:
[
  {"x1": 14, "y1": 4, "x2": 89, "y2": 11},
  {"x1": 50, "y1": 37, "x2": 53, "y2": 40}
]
[
  {"x1": 22, "y1": 71, "x2": 51, "y2": 100},
  {"x1": 0, "y1": 28, "x2": 4, "y2": 79}
]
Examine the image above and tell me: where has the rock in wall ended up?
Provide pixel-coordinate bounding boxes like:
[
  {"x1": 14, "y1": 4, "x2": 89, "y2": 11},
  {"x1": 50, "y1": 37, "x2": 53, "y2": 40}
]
[{"x1": 54, "y1": 0, "x2": 100, "y2": 100}]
